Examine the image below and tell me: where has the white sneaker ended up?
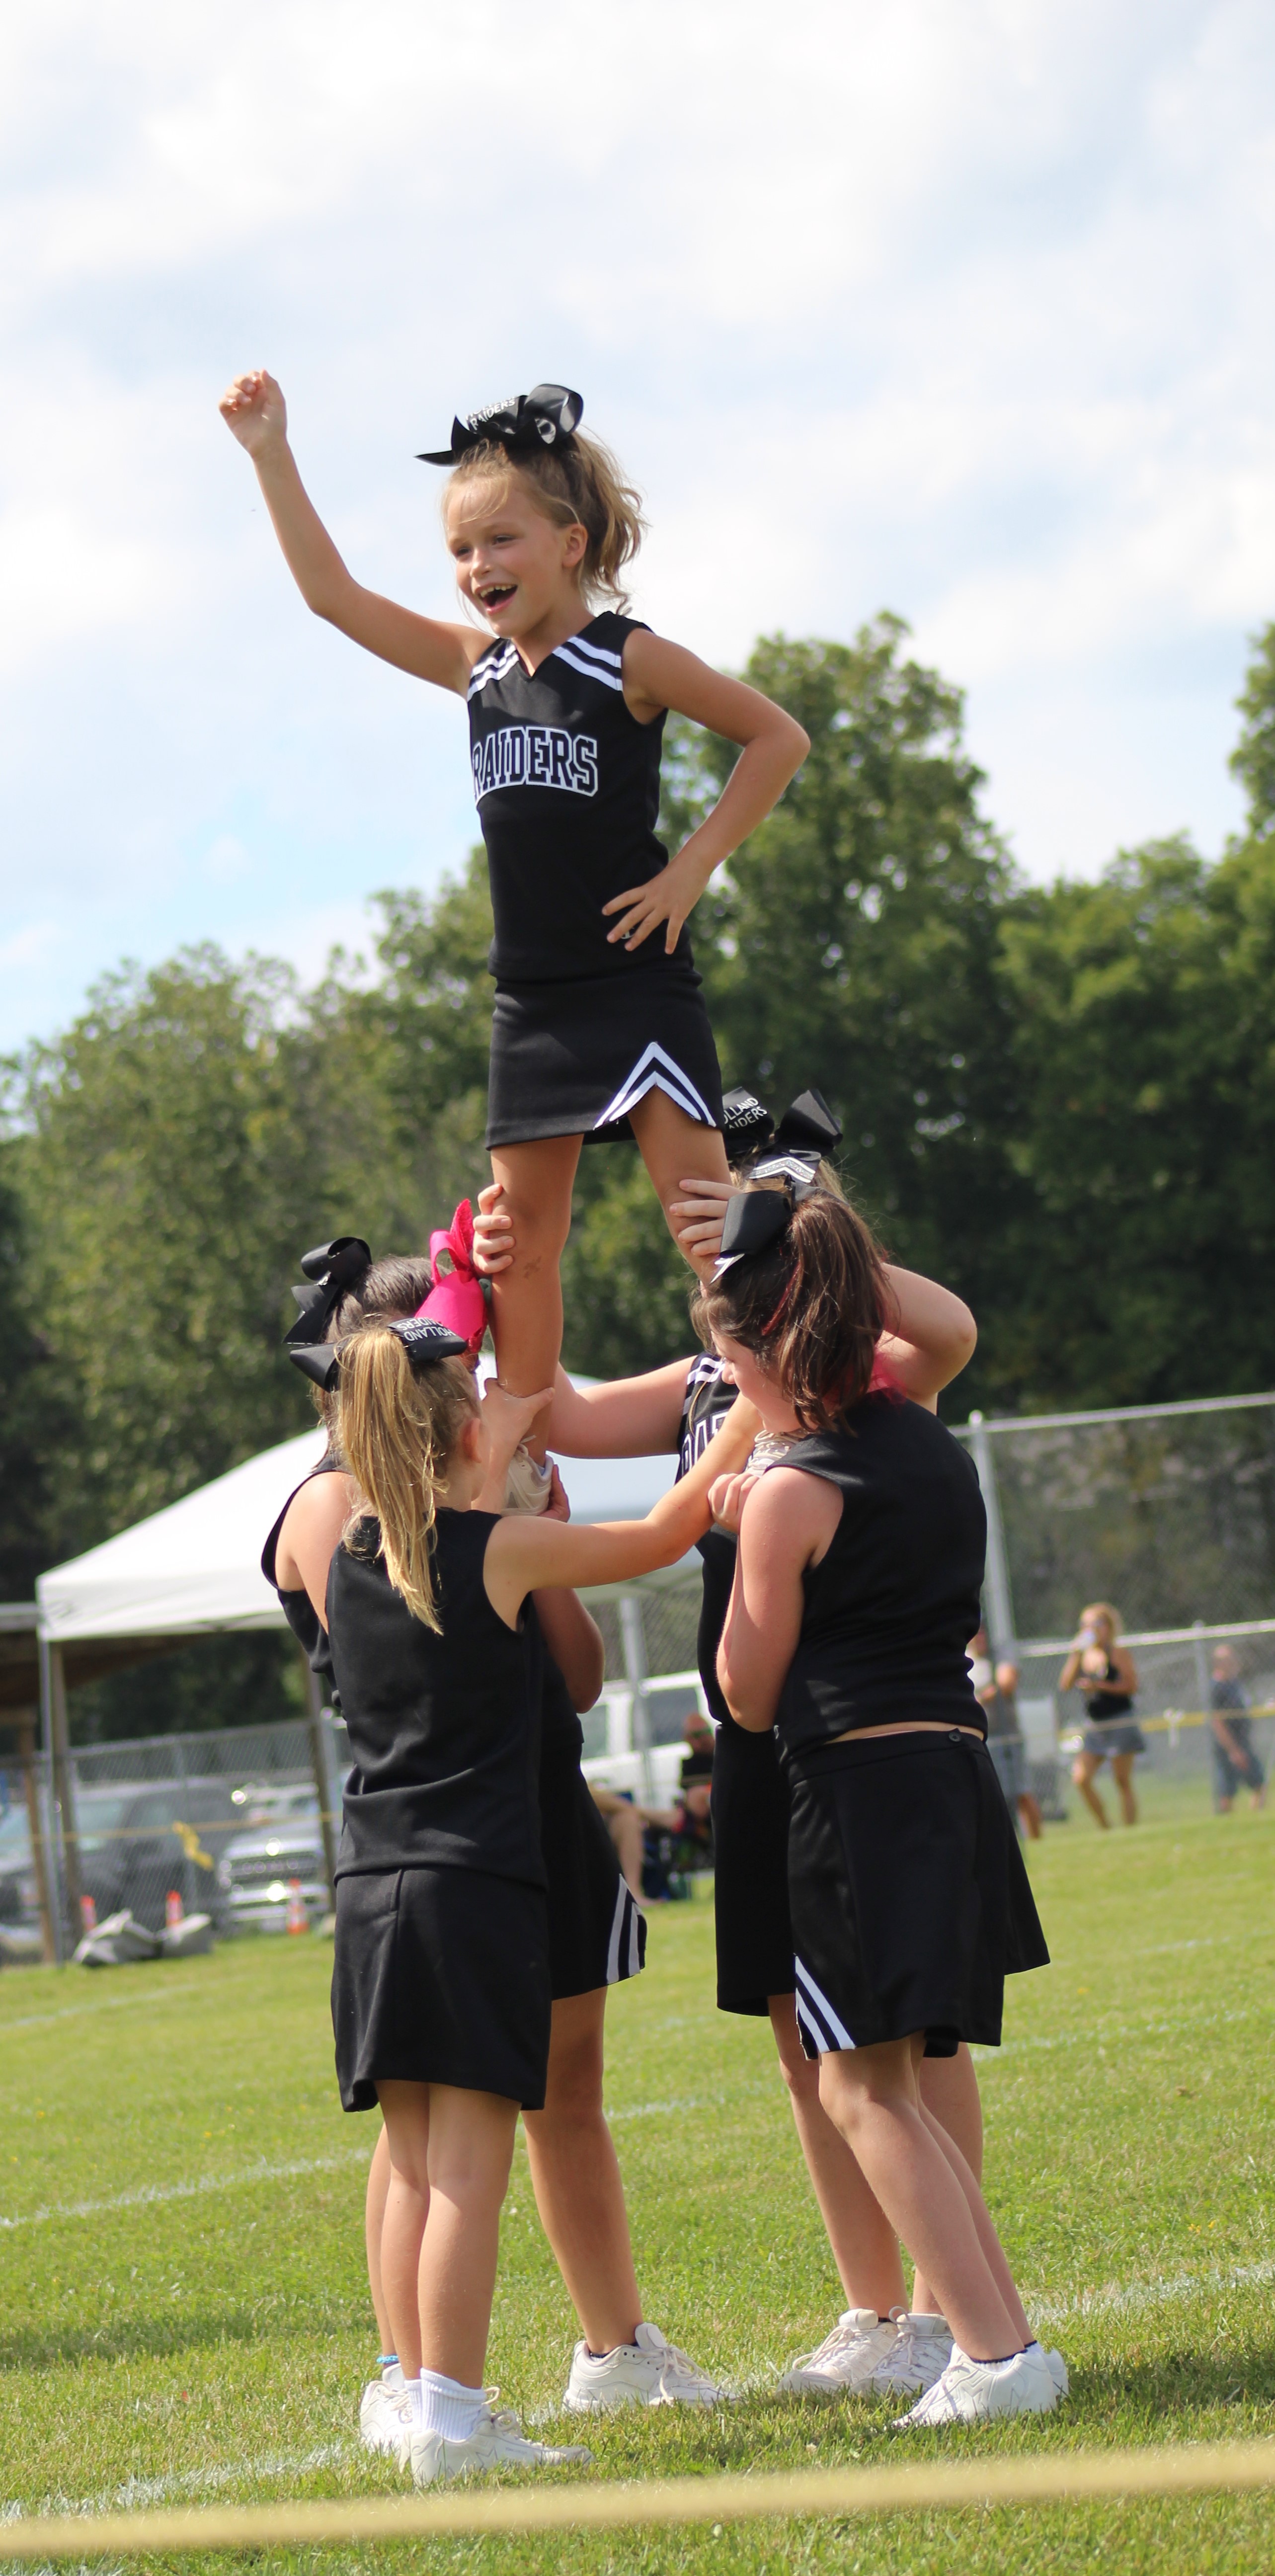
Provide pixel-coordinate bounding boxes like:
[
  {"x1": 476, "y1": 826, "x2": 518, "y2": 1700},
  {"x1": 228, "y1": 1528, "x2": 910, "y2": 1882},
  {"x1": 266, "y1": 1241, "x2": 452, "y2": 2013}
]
[
  {"x1": 777, "y1": 2307, "x2": 899, "y2": 2396},
  {"x1": 501, "y1": 1444, "x2": 554, "y2": 1515},
  {"x1": 563, "y1": 2321, "x2": 728, "y2": 2413},
  {"x1": 1029, "y1": 2340, "x2": 1069, "y2": 2397},
  {"x1": 359, "y1": 2377, "x2": 413, "y2": 2465},
  {"x1": 893, "y1": 2342, "x2": 1059, "y2": 2428},
  {"x1": 871, "y1": 2310, "x2": 953, "y2": 2396},
  {"x1": 409, "y1": 2400, "x2": 591, "y2": 2485}
]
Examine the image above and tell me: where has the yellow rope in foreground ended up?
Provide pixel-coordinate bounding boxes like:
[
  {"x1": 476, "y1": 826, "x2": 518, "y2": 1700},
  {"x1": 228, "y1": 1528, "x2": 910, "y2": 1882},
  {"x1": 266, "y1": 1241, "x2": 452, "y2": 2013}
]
[{"x1": 5, "y1": 2440, "x2": 1275, "y2": 2557}]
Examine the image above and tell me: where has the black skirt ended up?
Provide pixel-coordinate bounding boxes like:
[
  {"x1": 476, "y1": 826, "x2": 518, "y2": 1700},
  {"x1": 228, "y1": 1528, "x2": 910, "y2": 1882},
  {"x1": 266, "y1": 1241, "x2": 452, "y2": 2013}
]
[
  {"x1": 486, "y1": 967, "x2": 724, "y2": 1147},
  {"x1": 332, "y1": 1866, "x2": 552, "y2": 2111},
  {"x1": 711, "y1": 1720, "x2": 795, "y2": 2015},
  {"x1": 541, "y1": 1734, "x2": 646, "y2": 1998},
  {"x1": 787, "y1": 1731, "x2": 1049, "y2": 2062}
]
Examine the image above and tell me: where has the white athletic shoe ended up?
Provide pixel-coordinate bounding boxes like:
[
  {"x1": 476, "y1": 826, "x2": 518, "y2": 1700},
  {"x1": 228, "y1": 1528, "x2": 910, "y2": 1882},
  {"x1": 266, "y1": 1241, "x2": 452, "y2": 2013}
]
[
  {"x1": 893, "y1": 2342, "x2": 1059, "y2": 2428},
  {"x1": 870, "y1": 2310, "x2": 953, "y2": 2397},
  {"x1": 777, "y1": 2307, "x2": 900, "y2": 2396},
  {"x1": 501, "y1": 1445, "x2": 554, "y2": 1515},
  {"x1": 1030, "y1": 2340, "x2": 1069, "y2": 2397},
  {"x1": 409, "y1": 2401, "x2": 592, "y2": 2485},
  {"x1": 562, "y1": 2321, "x2": 728, "y2": 2413},
  {"x1": 359, "y1": 2377, "x2": 413, "y2": 2465}
]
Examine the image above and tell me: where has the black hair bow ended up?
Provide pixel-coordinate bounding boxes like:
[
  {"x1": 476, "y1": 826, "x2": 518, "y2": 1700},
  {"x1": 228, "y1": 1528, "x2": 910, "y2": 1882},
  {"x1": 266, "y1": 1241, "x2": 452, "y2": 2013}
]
[
  {"x1": 387, "y1": 1317, "x2": 470, "y2": 1365},
  {"x1": 287, "y1": 1311, "x2": 470, "y2": 1396},
  {"x1": 417, "y1": 384, "x2": 583, "y2": 467},
  {"x1": 773, "y1": 1087, "x2": 842, "y2": 1158},
  {"x1": 714, "y1": 1188, "x2": 796, "y2": 1278},
  {"x1": 283, "y1": 1237, "x2": 372, "y2": 1351}
]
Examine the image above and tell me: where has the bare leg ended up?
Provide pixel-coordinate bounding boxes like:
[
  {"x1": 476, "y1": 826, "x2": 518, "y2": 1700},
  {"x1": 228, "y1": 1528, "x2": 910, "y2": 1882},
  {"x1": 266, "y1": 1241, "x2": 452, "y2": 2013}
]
[
  {"x1": 375, "y1": 2083, "x2": 433, "y2": 2379},
  {"x1": 818, "y1": 2037, "x2": 1022, "y2": 2362},
  {"x1": 365, "y1": 2121, "x2": 395, "y2": 2352},
  {"x1": 523, "y1": 1989, "x2": 641, "y2": 2355},
  {"x1": 918, "y1": 2099, "x2": 1031, "y2": 2345},
  {"x1": 591, "y1": 1790, "x2": 645, "y2": 1900},
  {"x1": 399, "y1": 2082, "x2": 519, "y2": 2389},
  {"x1": 1072, "y1": 1749, "x2": 1110, "y2": 1827},
  {"x1": 912, "y1": 2044, "x2": 983, "y2": 2315},
  {"x1": 487, "y1": 1134, "x2": 582, "y2": 1463},
  {"x1": 627, "y1": 1091, "x2": 732, "y2": 1283},
  {"x1": 1112, "y1": 1751, "x2": 1138, "y2": 1826},
  {"x1": 1017, "y1": 1791, "x2": 1043, "y2": 1840},
  {"x1": 768, "y1": 1994, "x2": 906, "y2": 2314}
]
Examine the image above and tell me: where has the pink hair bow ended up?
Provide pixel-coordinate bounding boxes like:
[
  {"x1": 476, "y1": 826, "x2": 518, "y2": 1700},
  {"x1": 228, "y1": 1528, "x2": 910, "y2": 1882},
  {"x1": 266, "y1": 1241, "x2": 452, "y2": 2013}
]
[{"x1": 415, "y1": 1200, "x2": 488, "y2": 1352}]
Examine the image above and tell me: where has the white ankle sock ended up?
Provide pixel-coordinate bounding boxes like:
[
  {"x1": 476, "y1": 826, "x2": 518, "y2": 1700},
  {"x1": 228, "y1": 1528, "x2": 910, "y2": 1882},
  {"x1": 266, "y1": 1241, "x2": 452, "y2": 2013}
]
[{"x1": 417, "y1": 2368, "x2": 485, "y2": 2440}]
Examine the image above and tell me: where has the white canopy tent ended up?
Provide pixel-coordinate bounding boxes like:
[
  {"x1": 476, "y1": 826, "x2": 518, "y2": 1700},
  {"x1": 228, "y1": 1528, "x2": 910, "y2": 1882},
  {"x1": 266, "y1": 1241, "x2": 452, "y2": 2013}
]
[
  {"x1": 32, "y1": 1400, "x2": 691, "y2": 1948},
  {"x1": 36, "y1": 1426, "x2": 683, "y2": 1651}
]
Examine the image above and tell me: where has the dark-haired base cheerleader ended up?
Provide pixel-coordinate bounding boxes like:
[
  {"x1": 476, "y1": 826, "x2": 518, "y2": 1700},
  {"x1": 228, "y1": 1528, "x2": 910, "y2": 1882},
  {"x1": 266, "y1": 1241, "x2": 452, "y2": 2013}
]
[{"x1": 704, "y1": 1182, "x2": 1062, "y2": 2426}]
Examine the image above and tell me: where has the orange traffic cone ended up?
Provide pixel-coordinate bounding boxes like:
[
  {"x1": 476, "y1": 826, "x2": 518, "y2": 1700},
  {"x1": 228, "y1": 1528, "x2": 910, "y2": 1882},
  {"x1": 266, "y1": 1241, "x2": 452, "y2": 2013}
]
[
  {"x1": 80, "y1": 1893, "x2": 98, "y2": 1934},
  {"x1": 286, "y1": 1877, "x2": 308, "y2": 1934},
  {"x1": 165, "y1": 1889, "x2": 184, "y2": 1930}
]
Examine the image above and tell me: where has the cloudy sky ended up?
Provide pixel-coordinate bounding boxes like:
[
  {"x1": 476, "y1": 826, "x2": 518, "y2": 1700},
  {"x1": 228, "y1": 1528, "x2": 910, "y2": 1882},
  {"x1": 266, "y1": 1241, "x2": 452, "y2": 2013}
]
[{"x1": 3, "y1": 0, "x2": 1273, "y2": 1050}]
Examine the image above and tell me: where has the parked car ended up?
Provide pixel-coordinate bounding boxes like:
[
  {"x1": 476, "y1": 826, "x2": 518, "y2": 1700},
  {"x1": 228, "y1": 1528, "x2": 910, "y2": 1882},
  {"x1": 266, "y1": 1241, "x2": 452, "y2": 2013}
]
[
  {"x1": 0, "y1": 1779, "x2": 239, "y2": 1934},
  {"x1": 216, "y1": 1785, "x2": 330, "y2": 1932}
]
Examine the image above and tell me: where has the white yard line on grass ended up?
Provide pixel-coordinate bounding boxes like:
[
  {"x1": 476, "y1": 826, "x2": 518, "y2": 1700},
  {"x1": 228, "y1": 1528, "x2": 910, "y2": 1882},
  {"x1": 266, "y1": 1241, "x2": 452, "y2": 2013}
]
[
  {"x1": 0, "y1": 2149, "x2": 370, "y2": 2234},
  {"x1": 1033, "y1": 2257, "x2": 1275, "y2": 2328},
  {"x1": 973, "y1": 1996, "x2": 1274, "y2": 2066},
  {"x1": 1, "y1": 2442, "x2": 354, "y2": 2532}
]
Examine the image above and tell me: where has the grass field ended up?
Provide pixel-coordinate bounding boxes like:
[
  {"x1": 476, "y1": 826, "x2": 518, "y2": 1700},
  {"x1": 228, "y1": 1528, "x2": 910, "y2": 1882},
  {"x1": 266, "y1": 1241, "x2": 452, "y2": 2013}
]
[{"x1": 3, "y1": 1772, "x2": 1275, "y2": 2574}]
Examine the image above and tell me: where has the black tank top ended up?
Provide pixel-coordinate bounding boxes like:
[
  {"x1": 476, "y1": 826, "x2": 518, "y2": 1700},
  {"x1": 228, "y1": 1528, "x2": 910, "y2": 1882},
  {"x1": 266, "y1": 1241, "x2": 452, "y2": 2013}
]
[
  {"x1": 778, "y1": 1396, "x2": 987, "y2": 1753},
  {"x1": 1084, "y1": 1655, "x2": 1134, "y2": 1721},
  {"x1": 261, "y1": 1453, "x2": 346, "y2": 1693},
  {"x1": 676, "y1": 1355, "x2": 740, "y2": 1730},
  {"x1": 326, "y1": 1509, "x2": 545, "y2": 1886},
  {"x1": 467, "y1": 610, "x2": 691, "y2": 985}
]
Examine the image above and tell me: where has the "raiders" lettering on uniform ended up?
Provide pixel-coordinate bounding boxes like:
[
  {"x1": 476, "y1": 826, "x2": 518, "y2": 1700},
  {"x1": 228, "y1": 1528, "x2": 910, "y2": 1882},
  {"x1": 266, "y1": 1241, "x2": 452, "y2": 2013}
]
[{"x1": 472, "y1": 725, "x2": 599, "y2": 804}]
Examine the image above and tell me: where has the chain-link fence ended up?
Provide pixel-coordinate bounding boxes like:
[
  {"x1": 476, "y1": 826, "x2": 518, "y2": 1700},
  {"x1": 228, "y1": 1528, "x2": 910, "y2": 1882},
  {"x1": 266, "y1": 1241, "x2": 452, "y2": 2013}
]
[
  {"x1": 0, "y1": 1715, "x2": 355, "y2": 1960},
  {"x1": 959, "y1": 1392, "x2": 1275, "y2": 1794}
]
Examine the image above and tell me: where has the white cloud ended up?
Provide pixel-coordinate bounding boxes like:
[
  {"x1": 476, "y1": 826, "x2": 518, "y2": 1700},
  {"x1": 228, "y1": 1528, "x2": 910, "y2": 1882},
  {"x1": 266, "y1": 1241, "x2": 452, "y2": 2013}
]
[{"x1": 0, "y1": 0, "x2": 1273, "y2": 1047}]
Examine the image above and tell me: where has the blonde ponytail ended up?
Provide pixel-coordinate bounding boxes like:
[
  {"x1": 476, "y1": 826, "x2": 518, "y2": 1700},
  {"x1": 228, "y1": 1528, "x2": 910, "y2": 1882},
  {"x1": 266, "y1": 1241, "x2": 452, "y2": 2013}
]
[{"x1": 336, "y1": 1328, "x2": 478, "y2": 1630}]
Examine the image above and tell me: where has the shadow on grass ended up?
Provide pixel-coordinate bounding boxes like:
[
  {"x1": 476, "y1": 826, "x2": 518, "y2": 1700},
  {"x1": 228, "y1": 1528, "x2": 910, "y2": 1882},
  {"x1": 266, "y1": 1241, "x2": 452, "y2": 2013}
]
[{"x1": 0, "y1": 2306, "x2": 277, "y2": 2372}]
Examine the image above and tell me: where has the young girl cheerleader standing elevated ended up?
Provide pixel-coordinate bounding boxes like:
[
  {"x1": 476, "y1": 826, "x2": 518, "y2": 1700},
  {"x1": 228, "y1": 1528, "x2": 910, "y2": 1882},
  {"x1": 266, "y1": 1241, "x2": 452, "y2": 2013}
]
[
  {"x1": 702, "y1": 1188, "x2": 1063, "y2": 2425},
  {"x1": 286, "y1": 1308, "x2": 752, "y2": 2484},
  {"x1": 218, "y1": 371, "x2": 807, "y2": 1496}
]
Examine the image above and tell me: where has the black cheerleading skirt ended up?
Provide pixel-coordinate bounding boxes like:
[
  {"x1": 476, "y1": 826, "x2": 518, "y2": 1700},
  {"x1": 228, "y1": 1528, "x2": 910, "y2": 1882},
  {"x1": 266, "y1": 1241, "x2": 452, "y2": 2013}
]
[
  {"x1": 541, "y1": 1730, "x2": 646, "y2": 1997},
  {"x1": 786, "y1": 1731, "x2": 1049, "y2": 2063},
  {"x1": 711, "y1": 1720, "x2": 795, "y2": 2015},
  {"x1": 332, "y1": 1867, "x2": 552, "y2": 2111},
  {"x1": 486, "y1": 966, "x2": 724, "y2": 1147}
]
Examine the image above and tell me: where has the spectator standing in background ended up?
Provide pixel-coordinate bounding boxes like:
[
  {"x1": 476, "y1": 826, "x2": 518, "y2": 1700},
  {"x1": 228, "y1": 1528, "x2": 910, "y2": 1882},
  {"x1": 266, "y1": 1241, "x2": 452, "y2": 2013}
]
[
  {"x1": 1059, "y1": 1603, "x2": 1142, "y2": 1829},
  {"x1": 1209, "y1": 1645, "x2": 1267, "y2": 1815},
  {"x1": 967, "y1": 1630, "x2": 1042, "y2": 1843}
]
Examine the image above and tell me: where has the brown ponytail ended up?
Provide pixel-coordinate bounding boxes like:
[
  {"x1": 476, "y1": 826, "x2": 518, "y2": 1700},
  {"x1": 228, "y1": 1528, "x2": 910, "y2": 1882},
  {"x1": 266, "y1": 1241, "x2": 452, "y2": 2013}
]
[
  {"x1": 336, "y1": 1325, "x2": 478, "y2": 1630},
  {"x1": 696, "y1": 1192, "x2": 888, "y2": 1433},
  {"x1": 446, "y1": 432, "x2": 645, "y2": 609}
]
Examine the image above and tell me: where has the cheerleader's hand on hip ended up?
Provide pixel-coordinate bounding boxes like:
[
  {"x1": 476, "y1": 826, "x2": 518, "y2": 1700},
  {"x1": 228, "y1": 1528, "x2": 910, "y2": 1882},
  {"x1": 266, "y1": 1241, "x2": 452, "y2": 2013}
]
[
  {"x1": 602, "y1": 850, "x2": 711, "y2": 954},
  {"x1": 671, "y1": 1175, "x2": 734, "y2": 1260},
  {"x1": 473, "y1": 1181, "x2": 515, "y2": 1276},
  {"x1": 707, "y1": 1470, "x2": 758, "y2": 1534},
  {"x1": 218, "y1": 368, "x2": 289, "y2": 456}
]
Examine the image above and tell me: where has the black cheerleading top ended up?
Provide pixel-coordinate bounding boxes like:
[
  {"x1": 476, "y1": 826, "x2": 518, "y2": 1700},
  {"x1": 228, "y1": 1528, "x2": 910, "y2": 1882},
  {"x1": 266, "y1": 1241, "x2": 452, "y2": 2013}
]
[
  {"x1": 677, "y1": 1354, "x2": 740, "y2": 1730},
  {"x1": 777, "y1": 1396, "x2": 987, "y2": 1754},
  {"x1": 325, "y1": 1509, "x2": 546, "y2": 1887},
  {"x1": 467, "y1": 611, "x2": 691, "y2": 985},
  {"x1": 1083, "y1": 1654, "x2": 1134, "y2": 1722},
  {"x1": 261, "y1": 1451, "x2": 346, "y2": 1695}
]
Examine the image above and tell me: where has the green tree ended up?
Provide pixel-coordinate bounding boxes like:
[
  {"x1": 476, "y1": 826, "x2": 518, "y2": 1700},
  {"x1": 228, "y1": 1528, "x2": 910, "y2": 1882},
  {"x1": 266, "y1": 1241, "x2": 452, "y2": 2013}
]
[
  {"x1": 992, "y1": 832, "x2": 1275, "y2": 1405},
  {"x1": 1231, "y1": 620, "x2": 1275, "y2": 834}
]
